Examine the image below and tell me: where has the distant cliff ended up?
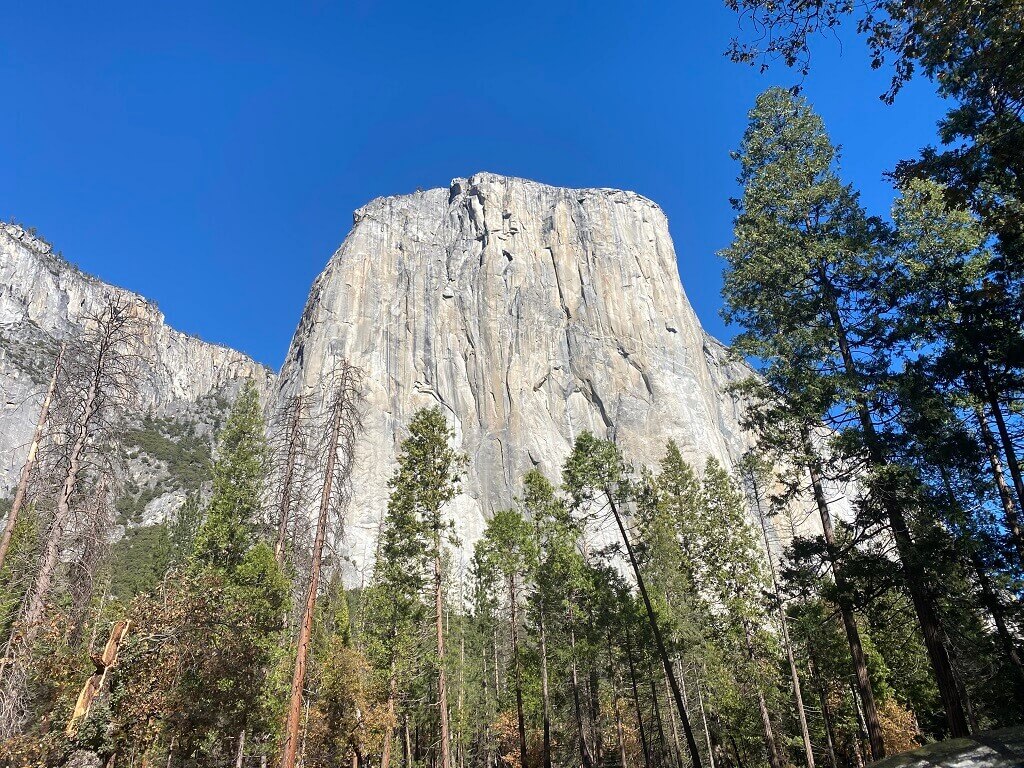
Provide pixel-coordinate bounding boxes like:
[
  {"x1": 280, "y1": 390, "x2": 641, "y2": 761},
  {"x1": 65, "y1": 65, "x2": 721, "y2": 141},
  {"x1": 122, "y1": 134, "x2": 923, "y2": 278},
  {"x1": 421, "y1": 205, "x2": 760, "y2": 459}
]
[{"x1": 0, "y1": 223, "x2": 273, "y2": 523}]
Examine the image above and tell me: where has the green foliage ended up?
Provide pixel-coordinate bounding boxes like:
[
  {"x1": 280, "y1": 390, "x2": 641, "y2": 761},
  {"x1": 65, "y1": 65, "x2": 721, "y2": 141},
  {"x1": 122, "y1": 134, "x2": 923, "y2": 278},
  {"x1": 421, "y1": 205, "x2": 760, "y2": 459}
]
[
  {"x1": 106, "y1": 524, "x2": 174, "y2": 601},
  {"x1": 124, "y1": 415, "x2": 212, "y2": 491},
  {"x1": 191, "y1": 381, "x2": 268, "y2": 570}
]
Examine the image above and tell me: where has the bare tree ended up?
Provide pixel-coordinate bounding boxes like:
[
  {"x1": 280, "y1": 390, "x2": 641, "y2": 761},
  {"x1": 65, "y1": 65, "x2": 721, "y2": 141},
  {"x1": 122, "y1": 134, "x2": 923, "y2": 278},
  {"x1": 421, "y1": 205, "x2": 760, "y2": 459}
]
[
  {"x1": 0, "y1": 296, "x2": 142, "y2": 738},
  {"x1": 67, "y1": 476, "x2": 117, "y2": 646},
  {"x1": 268, "y1": 391, "x2": 312, "y2": 566},
  {"x1": 740, "y1": 457, "x2": 815, "y2": 768},
  {"x1": 0, "y1": 344, "x2": 64, "y2": 574},
  {"x1": 280, "y1": 362, "x2": 362, "y2": 768}
]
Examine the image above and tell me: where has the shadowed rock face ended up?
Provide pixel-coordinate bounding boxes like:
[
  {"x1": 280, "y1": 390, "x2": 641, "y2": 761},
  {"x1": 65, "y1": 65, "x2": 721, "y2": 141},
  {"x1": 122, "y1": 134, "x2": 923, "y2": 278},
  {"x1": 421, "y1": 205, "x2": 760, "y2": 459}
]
[
  {"x1": 0, "y1": 223, "x2": 273, "y2": 519},
  {"x1": 278, "y1": 172, "x2": 767, "y2": 577}
]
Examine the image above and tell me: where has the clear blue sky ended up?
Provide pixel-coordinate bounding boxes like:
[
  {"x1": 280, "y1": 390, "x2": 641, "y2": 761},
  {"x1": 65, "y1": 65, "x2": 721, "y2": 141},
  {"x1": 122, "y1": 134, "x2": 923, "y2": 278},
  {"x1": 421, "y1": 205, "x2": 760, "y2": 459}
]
[{"x1": 1, "y1": 1, "x2": 947, "y2": 369}]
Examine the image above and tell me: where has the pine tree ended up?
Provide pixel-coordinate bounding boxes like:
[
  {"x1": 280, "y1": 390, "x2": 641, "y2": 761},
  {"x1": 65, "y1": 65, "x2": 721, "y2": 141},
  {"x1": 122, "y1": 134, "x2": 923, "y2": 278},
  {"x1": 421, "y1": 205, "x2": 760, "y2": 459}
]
[
  {"x1": 384, "y1": 407, "x2": 466, "y2": 768},
  {"x1": 722, "y1": 86, "x2": 971, "y2": 739},
  {"x1": 472, "y1": 509, "x2": 534, "y2": 768},
  {"x1": 170, "y1": 381, "x2": 290, "y2": 760},
  {"x1": 563, "y1": 432, "x2": 704, "y2": 768}
]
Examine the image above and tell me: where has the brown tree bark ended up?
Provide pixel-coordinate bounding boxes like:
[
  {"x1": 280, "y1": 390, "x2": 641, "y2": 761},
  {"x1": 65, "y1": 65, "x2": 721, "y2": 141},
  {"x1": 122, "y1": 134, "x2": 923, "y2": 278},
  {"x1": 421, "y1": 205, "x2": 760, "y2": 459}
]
[
  {"x1": 803, "y1": 433, "x2": 885, "y2": 761},
  {"x1": 822, "y1": 280, "x2": 970, "y2": 737},
  {"x1": 0, "y1": 344, "x2": 63, "y2": 574},
  {"x1": 281, "y1": 371, "x2": 359, "y2": 768}
]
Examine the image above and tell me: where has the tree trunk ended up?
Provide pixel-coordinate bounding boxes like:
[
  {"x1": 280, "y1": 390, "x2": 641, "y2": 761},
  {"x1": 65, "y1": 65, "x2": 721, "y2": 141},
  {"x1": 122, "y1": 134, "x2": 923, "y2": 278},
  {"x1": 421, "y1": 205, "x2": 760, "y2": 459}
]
[
  {"x1": 742, "y1": 621, "x2": 782, "y2": 768},
  {"x1": 0, "y1": 344, "x2": 62, "y2": 574},
  {"x1": 589, "y1": 665, "x2": 603, "y2": 765},
  {"x1": 825, "y1": 291, "x2": 970, "y2": 737},
  {"x1": 606, "y1": 489, "x2": 704, "y2": 768},
  {"x1": 236, "y1": 729, "x2": 247, "y2": 768},
  {"x1": 803, "y1": 431, "x2": 885, "y2": 760},
  {"x1": 274, "y1": 393, "x2": 305, "y2": 566},
  {"x1": 751, "y1": 472, "x2": 815, "y2": 768},
  {"x1": 434, "y1": 542, "x2": 451, "y2": 768},
  {"x1": 380, "y1": 666, "x2": 397, "y2": 768},
  {"x1": 970, "y1": 548, "x2": 1024, "y2": 676},
  {"x1": 509, "y1": 576, "x2": 528, "y2": 768},
  {"x1": 608, "y1": 638, "x2": 630, "y2": 768},
  {"x1": 538, "y1": 594, "x2": 553, "y2": 768},
  {"x1": 981, "y1": 367, "x2": 1024, "y2": 515},
  {"x1": 665, "y1": 669, "x2": 684, "y2": 768},
  {"x1": 649, "y1": 670, "x2": 669, "y2": 767},
  {"x1": 625, "y1": 622, "x2": 653, "y2": 768},
  {"x1": 695, "y1": 670, "x2": 717, "y2": 768},
  {"x1": 404, "y1": 715, "x2": 413, "y2": 768},
  {"x1": 281, "y1": 390, "x2": 347, "y2": 768},
  {"x1": 849, "y1": 681, "x2": 869, "y2": 768},
  {"x1": 568, "y1": 608, "x2": 596, "y2": 768},
  {"x1": 614, "y1": 691, "x2": 629, "y2": 768},
  {"x1": 22, "y1": 352, "x2": 102, "y2": 639},
  {"x1": 976, "y1": 406, "x2": 1024, "y2": 563}
]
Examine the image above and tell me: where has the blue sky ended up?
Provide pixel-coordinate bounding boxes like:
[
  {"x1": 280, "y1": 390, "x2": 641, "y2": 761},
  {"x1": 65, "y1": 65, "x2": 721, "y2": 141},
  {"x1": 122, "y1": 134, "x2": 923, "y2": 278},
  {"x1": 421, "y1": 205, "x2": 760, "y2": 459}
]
[{"x1": 1, "y1": 1, "x2": 947, "y2": 369}]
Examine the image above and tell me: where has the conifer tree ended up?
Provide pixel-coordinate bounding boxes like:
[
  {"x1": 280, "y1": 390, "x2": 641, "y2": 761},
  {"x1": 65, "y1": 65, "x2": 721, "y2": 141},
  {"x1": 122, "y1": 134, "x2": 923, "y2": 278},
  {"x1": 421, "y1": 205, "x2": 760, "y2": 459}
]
[
  {"x1": 384, "y1": 407, "x2": 466, "y2": 768},
  {"x1": 563, "y1": 432, "x2": 703, "y2": 768},
  {"x1": 472, "y1": 509, "x2": 535, "y2": 768},
  {"x1": 171, "y1": 380, "x2": 290, "y2": 760},
  {"x1": 722, "y1": 86, "x2": 971, "y2": 738}
]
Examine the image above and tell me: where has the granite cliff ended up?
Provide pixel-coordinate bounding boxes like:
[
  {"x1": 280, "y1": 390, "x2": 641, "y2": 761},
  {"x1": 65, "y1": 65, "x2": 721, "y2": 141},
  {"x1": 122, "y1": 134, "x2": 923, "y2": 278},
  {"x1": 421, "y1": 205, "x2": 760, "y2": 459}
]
[
  {"x1": 1, "y1": 174, "x2": 820, "y2": 568},
  {"x1": 0, "y1": 223, "x2": 273, "y2": 523},
  {"x1": 277, "y1": 173, "x2": 769, "y2": 576}
]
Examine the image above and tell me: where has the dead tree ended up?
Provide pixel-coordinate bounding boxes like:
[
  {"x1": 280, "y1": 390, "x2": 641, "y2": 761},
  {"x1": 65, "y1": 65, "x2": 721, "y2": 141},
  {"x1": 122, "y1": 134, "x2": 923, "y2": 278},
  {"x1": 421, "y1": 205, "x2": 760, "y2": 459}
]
[
  {"x1": 22, "y1": 297, "x2": 141, "y2": 636},
  {"x1": 741, "y1": 459, "x2": 815, "y2": 768},
  {"x1": 0, "y1": 343, "x2": 64, "y2": 574},
  {"x1": 65, "y1": 619, "x2": 131, "y2": 736},
  {"x1": 269, "y1": 391, "x2": 312, "y2": 566},
  {"x1": 0, "y1": 296, "x2": 142, "y2": 738},
  {"x1": 280, "y1": 362, "x2": 362, "y2": 768},
  {"x1": 67, "y1": 477, "x2": 117, "y2": 647}
]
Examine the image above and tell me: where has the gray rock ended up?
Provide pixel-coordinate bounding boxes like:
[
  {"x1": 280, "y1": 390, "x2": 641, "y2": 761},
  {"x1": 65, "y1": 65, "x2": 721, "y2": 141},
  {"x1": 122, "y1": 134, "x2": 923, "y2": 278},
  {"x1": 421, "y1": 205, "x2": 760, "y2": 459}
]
[
  {"x1": 276, "y1": 173, "x2": 816, "y2": 579},
  {"x1": 0, "y1": 223, "x2": 273, "y2": 518}
]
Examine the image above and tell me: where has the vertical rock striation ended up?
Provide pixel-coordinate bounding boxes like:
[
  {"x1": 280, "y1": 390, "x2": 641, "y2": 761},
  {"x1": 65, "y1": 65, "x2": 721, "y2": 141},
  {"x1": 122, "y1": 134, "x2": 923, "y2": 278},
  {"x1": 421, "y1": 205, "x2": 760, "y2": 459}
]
[{"x1": 278, "y1": 173, "x2": 769, "y2": 576}]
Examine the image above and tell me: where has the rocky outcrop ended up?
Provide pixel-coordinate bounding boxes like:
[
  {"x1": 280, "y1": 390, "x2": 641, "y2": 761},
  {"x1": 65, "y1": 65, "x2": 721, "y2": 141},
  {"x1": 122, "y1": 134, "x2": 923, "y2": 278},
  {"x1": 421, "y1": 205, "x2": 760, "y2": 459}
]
[
  {"x1": 277, "y1": 173, "x2": 779, "y2": 577},
  {"x1": 0, "y1": 223, "x2": 273, "y2": 518}
]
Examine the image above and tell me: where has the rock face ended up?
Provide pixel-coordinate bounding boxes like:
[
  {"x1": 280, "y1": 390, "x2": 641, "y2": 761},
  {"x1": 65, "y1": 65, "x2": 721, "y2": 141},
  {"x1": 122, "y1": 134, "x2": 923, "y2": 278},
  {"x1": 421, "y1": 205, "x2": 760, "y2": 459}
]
[
  {"x1": 0, "y1": 223, "x2": 273, "y2": 518},
  {"x1": 277, "y1": 173, "x2": 768, "y2": 577}
]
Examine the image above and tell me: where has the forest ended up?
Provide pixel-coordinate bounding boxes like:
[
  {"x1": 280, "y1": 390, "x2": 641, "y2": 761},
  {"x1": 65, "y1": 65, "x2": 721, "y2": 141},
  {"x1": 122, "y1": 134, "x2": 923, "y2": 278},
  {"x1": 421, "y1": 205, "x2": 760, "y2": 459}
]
[{"x1": 0, "y1": 0, "x2": 1022, "y2": 766}]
